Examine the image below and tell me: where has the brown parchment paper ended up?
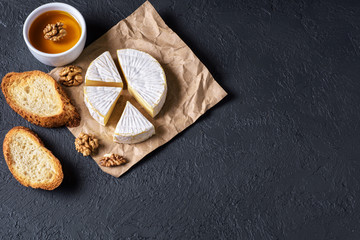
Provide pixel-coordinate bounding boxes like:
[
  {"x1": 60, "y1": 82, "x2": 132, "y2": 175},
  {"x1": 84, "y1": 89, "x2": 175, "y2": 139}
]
[{"x1": 49, "y1": 1, "x2": 227, "y2": 177}]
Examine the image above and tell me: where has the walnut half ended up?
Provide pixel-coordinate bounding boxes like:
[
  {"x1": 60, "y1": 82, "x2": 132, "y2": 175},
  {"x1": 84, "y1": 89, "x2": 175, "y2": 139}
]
[
  {"x1": 99, "y1": 154, "x2": 127, "y2": 167},
  {"x1": 59, "y1": 65, "x2": 83, "y2": 86},
  {"x1": 43, "y1": 22, "x2": 67, "y2": 41},
  {"x1": 75, "y1": 133, "x2": 99, "y2": 156}
]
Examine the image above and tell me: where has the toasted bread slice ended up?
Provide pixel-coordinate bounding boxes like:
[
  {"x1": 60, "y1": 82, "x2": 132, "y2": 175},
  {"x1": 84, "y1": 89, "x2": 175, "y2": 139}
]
[
  {"x1": 3, "y1": 126, "x2": 63, "y2": 190},
  {"x1": 1, "y1": 71, "x2": 80, "y2": 127}
]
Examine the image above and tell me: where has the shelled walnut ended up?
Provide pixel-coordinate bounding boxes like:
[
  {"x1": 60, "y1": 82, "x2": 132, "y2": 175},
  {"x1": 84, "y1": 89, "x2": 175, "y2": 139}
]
[
  {"x1": 75, "y1": 133, "x2": 99, "y2": 156},
  {"x1": 43, "y1": 22, "x2": 67, "y2": 41},
  {"x1": 99, "y1": 154, "x2": 127, "y2": 167},
  {"x1": 59, "y1": 65, "x2": 83, "y2": 86}
]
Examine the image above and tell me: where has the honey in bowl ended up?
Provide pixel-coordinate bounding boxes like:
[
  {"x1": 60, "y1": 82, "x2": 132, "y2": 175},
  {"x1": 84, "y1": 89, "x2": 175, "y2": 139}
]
[{"x1": 29, "y1": 10, "x2": 81, "y2": 54}]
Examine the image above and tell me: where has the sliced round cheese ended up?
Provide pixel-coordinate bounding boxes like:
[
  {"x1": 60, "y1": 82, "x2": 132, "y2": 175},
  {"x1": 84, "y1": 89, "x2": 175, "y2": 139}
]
[
  {"x1": 85, "y1": 51, "x2": 123, "y2": 87},
  {"x1": 84, "y1": 86, "x2": 122, "y2": 126},
  {"x1": 114, "y1": 101, "x2": 155, "y2": 144},
  {"x1": 117, "y1": 49, "x2": 167, "y2": 118}
]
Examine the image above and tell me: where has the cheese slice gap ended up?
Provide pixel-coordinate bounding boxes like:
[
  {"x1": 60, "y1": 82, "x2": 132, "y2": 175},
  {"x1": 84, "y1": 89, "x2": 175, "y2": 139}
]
[
  {"x1": 117, "y1": 49, "x2": 167, "y2": 118},
  {"x1": 114, "y1": 101, "x2": 155, "y2": 144},
  {"x1": 84, "y1": 86, "x2": 122, "y2": 126},
  {"x1": 85, "y1": 51, "x2": 123, "y2": 87}
]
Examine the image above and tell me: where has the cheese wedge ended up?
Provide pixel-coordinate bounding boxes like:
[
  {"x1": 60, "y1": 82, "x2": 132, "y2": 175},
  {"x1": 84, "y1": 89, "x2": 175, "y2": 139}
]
[
  {"x1": 85, "y1": 51, "x2": 123, "y2": 87},
  {"x1": 117, "y1": 49, "x2": 167, "y2": 117},
  {"x1": 84, "y1": 86, "x2": 122, "y2": 126},
  {"x1": 114, "y1": 101, "x2": 155, "y2": 144}
]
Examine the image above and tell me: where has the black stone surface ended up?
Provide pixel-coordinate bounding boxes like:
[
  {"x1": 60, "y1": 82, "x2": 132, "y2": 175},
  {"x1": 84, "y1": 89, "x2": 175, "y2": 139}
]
[{"x1": 1, "y1": 0, "x2": 360, "y2": 239}]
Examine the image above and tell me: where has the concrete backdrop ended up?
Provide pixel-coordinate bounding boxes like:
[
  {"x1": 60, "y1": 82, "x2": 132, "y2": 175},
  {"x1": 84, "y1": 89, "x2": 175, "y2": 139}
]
[{"x1": 1, "y1": 0, "x2": 360, "y2": 239}]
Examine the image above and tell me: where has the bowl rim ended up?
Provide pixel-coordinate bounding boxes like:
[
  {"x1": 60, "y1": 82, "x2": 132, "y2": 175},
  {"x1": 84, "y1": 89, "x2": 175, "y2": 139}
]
[{"x1": 23, "y1": 2, "x2": 86, "y2": 58}]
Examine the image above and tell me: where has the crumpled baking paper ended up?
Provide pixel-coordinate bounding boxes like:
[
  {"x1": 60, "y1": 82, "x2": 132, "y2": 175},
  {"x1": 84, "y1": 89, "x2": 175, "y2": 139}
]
[{"x1": 49, "y1": 1, "x2": 227, "y2": 177}]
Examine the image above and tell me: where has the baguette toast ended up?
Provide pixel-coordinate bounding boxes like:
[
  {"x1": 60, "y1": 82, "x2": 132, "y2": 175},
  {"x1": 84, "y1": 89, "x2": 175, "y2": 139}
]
[
  {"x1": 3, "y1": 126, "x2": 63, "y2": 190},
  {"x1": 1, "y1": 71, "x2": 80, "y2": 128}
]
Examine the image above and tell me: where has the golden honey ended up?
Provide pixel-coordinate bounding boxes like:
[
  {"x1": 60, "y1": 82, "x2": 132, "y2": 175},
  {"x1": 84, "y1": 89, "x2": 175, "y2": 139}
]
[{"x1": 29, "y1": 10, "x2": 81, "y2": 54}]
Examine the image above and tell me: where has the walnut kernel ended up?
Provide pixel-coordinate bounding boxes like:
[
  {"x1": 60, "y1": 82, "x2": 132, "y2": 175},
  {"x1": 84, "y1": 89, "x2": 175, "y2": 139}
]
[
  {"x1": 99, "y1": 154, "x2": 127, "y2": 167},
  {"x1": 59, "y1": 65, "x2": 83, "y2": 86},
  {"x1": 75, "y1": 133, "x2": 99, "y2": 156},
  {"x1": 43, "y1": 22, "x2": 67, "y2": 41}
]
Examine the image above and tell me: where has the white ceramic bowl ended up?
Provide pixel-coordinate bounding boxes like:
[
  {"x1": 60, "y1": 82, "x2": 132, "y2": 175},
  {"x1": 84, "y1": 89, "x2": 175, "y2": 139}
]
[{"x1": 23, "y1": 2, "x2": 86, "y2": 66}]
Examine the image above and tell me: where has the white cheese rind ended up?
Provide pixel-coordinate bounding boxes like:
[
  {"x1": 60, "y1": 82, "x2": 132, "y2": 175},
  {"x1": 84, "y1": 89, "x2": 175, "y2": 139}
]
[
  {"x1": 85, "y1": 51, "x2": 123, "y2": 85},
  {"x1": 84, "y1": 86, "x2": 122, "y2": 126},
  {"x1": 117, "y1": 49, "x2": 167, "y2": 117},
  {"x1": 114, "y1": 101, "x2": 155, "y2": 144}
]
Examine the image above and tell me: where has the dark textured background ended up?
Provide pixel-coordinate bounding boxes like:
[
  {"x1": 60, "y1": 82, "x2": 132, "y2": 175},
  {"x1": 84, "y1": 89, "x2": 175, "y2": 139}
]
[{"x1": 1, "y1": 0, "x2": 360, "y2": 239}]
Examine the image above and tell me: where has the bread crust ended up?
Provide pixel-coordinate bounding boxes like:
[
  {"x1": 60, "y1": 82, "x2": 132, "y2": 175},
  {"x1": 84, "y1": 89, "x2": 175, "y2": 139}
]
[
  {"x1": 1, "y1": 71, "x2": 80, "y2": 128},
  {"x1": 3, "y1": 126, "x2": 63, "y2": 190}
]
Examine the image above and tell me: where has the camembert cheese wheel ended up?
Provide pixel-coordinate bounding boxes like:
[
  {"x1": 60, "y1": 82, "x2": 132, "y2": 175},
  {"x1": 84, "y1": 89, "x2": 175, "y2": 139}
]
[
  {"x1": 84, "y1": 86, "x2": 122, "y2": 126},
  {"x1": 114, "y1": 101, "x2": 155, "y2": 144},
  {"x1": 117, "y1": 49, "x2": 167, "y2": 117},
  {"x1": 85, "y1": 51, "x2": 123, "y2": 87}
]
